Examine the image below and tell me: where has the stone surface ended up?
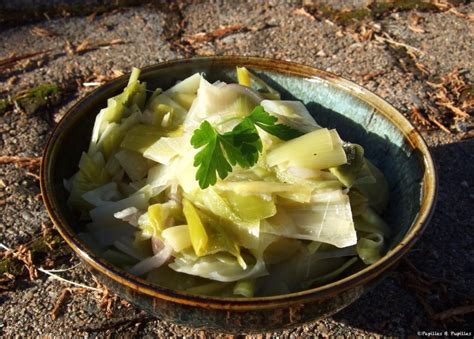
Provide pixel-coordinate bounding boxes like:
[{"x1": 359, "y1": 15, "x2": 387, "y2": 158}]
[{"x1": 0, "y1": 1, "x2": 473, "y2": 337}]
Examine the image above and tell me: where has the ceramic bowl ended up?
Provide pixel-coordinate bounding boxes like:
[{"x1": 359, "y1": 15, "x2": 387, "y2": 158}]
[{"x1": 40, "y1": 56, "x2": 437, "y2": 332}]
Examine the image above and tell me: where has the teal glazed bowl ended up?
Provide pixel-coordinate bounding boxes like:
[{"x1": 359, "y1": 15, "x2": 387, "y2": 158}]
[{"x1": 41, "y1": 57, "x2": 437, "y2": 332}]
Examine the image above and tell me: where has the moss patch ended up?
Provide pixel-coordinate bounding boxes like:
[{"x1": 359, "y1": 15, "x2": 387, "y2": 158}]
[
  {"x1": 15, "y1": 83, "x2": 61, "y2": 114},
  {"x1": 0, "y1": 234, "x2": 68, "y2": 278},
  {"x1": 306, "y1": 0, "x2": 469, "y2": 27},
  {"x1": 369, "y1": 0, "x2": 438, "y2": 17},
  {"x1": 0, "y1": 83, "x2": 61, "y2": 115}
]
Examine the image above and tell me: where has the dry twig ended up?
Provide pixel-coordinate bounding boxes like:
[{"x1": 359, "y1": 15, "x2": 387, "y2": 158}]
[
  {"x1": 447, "y1": 7, "x2": 474, "y2": 20},
  {"x1": 51, "y1": 287, "x2": 88, "y2": 320},
  {"x1": 293, "y1": 7, "x2": 315, "y2": 21},
  {"x1": 0, "y1": 156, "x2": 41, "y2": 170},
  {"x1": 426, "y1": 69, "x2": 472, "y2": 119},
  {"x1": 0, "y1": 50, "x2": 52, "y2": 72},
  {"x1": 91, "y1": 276, "x2": 129, "y2": 318},
  {"x1": 421, "y1": 68, "x2": 474, "y2": 133},
  {"x1": 77, "y1": 312, "x2": 153, "y2": 333},
  {"x1": 349, "y1": 22, "x2": 378, "y2": 43},
  {"x1": 26, "y1": 171, "x2": 41, "y2": 181},
  {"x1": 183, "y1": 25, "x2": 248, "y2": 44},
  {"x1": 361, "y1": 70, "x2": 385, "y2": 82},
  {"x1": 374, "y1": 32, "x2": 424, "y2": 56},
  {"x1": 81, "y1": 69, "x2": 125, "y2": 88},
  {"x1": 2, "y1": 244, "x2": 39, "y2": 280},
  {"x1": 428, "y1": 115, "x2": 452, "y2": 133},
  {"x1": 74, "y1": 38, "x2": 126, "y2": 55},
  {"x1": 432, "y1": 305, "x2": 474, "y2": 321},
  {"x1": 87, "y1": 12, "x2": 97, "y2": 22},
  {"x1": 410, "y1": 106, "x2": 431, "y2": 126},
  {"x1": 31, "y1": 27, "x2": 59, "y2": 38},
  {"x1": 396, "y1": 258, "x2": 473, "y2": 322},
  {"x1": 408, "y1": 13, "x2": 425, "y2": 33}
]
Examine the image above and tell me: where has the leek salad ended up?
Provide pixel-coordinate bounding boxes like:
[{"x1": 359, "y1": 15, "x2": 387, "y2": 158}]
[{"x1": 66, "y1": 67, "x2": 390, "y2": 297}]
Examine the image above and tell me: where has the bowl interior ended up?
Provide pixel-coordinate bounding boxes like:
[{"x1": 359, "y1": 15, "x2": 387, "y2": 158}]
[{"x1": 44, "y1": 58, "x2": 428, "y2": 298}]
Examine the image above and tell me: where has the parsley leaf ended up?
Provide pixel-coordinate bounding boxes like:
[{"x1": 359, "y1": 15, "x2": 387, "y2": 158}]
[
  {"x1": 191, "y1": 119, "x2": 261, "y2": 189},
  {"x1": 221, "y1": 118, "x2": 262, "y2": 168},
  {"x1": 248, "y1": 105, "x2": 303, "y2": 140},
  {"x1": 191, "y1": 105, "x2": 301, "y2": 189},
  {"x1": 191, "y1": 121, "x2": 232, "y2": 189}
]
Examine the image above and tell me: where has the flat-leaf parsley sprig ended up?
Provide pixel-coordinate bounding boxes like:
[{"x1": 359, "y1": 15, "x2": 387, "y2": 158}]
[{"x1": 191, "y1": 105, "x2": 303, "y2": 189}]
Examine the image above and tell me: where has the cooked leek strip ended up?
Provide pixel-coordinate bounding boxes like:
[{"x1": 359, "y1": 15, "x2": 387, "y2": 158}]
[
  {"x1": 357, "y1": 233, "x2": 384, "y2": 264},
  {"x1": 225, "y1": 191, "x2": 276, "y2": 222},
  {"x1": 90, "y1": 98, "x2": 126, "y2": 147},
  {"x1": 190, "y1": 185, "x2": 274, "y2": 226},
  {"x1": 68, "y1": 152, "x2": 111, "y2": 210},
  {"x1": 236, "y1": 66, "x2": 280, "y2": 100},
  {"x1": 128, "y1": 67, "x2": 140, "y2": 85},
  {"x1": 187, "y1": 188, "x2": 240, "y2": 224},
  {"x1": 115, "y1": 149, "x2": 149, "y2": 181},
  {"x1": 143, "y1": 135, "x2": 190, "y2": 165},
  {"x1": 353, "y1": 159, "x2": 389, "y2": 213},
  {"x1": 261, "y1": 100, "x2": 320, "y2": 132},
  {"x1": 183, "y1": 78, "x2": 261, "y2": 132},
  {"x1": 201, "y1": 216, "x2": 247, "y2": 269},
  {"x1": 89, "y1": 68, "x2": 145, "y2": 150},
  {"x1": 303, "y1": 257, "x2": 358, "y2": 287},
  {"x1": 91, "y1": 106, "x2": 142, "y2": 157},
  {"x1": 148, "y1": 88, "x2": 162, "y2": 103},
  {"x1": 162, "y1": 225, "x2": 192, "y2": 252},
  {"x1": 122, "y1": 67, "x2": 146, "y2": 109},
  {"x1": 147, "y1": 265, "x2": 207, "y2": 291},
  {"x1": 101, "y1": 248, "x2": 137, "y2": 267},
  {"x1": 186, "y1": 281, "x2": 233, "y2": 296},
  {"x1": 146, "y1": 93, "x2": 187, "y2": 127},
  {"x1": 263, "y1": 190, "x2": 357, "y2": 248},
  {"x1": 169, "y1": 253, "x2": 267, "y2": 282},
  {"x1": 216, "y1": 180, "x2": 313, "y2": 199},
  {"x1": 182, "y1": 198, "x2": 247, "y2": 268},
  {"x1": 348, "y1": 189, "x2": 369, "y2": 216},
  {"x1": 166, "y1": 73, "x2": 201, "y2": 95},
  {"x1": 86, "y1": 223, "x2": 135, "y2": 247},
  {"x1": 167, "y1": 92, "x2": 196, "y2": 110},
  {"x1": 183, "y1": 198, "x2": 209, "y2": 256},
  {"x1": 266, "y1": 128, "x2": 347, "y2": 170},
  {"x1": 260, "y1": 253, "x2": 348, "y2": 295},
  {"x1": 82, "y1": 182, "x2": 122, "y2": 207},
  {"x1": 354, "y1": 207, "x2": 391, "y2": 237},
  {"x1": 263, "y1": 237, "x2": 302, "y2": 264},
  {"x1": 330, "y1": 144, "x2": 365, "y2": 187},
  {"x1": 233, "y1": 279, "x2": 256, "y2": 297},
  {"x1": 148, "y1": 104, "x2": 175, "y2": 126},
  {"x1": 144, "y1": 201, "x2": 181, "y2": 238},
  {"x1": 307, "y1": 241, "x2": 322, "y2": 254},
  {"x1": 128, "y1": 244, "x2": 173, "y2": 276},
  {"x1": 236, "y1": 66, "x2": 251, "y2": 87},
  {"x1": 113, "y1": 238, "x2": 148, "y2": 261},
  {"x1": 98, "y1": 123, "x2": 121, "y2": 159},
  {"x1": 120, "y1": 124, "x2": 163, "y2": 153},
  {"x1": 273, "y1": 166, "x2": 344, "y2": 197},
  {"x1": 89, "y1": 192, "x2": 148, "y2": 227},
  {"x1": 114, "y1": 207, "x2": 141, "y2": 226}
]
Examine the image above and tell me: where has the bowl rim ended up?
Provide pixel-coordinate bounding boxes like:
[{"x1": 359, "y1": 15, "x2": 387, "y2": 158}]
[{"x1": 40, "y1": 56, "x2": 437, "y2": 310}]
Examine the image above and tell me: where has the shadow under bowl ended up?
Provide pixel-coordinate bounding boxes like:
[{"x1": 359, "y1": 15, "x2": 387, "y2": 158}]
[{"x1": 40, "y1": 56, "x2": 437, "y2": 333}]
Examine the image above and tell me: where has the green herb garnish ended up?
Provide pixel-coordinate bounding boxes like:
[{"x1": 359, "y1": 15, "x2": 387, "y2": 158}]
[
  {"x1": 191, "y1": 105, "x2": 303, "y2": 189},
  {"x1": 247, "y1": 105, "x2": 303, "y2": 140}
]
